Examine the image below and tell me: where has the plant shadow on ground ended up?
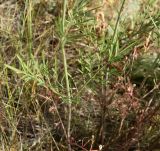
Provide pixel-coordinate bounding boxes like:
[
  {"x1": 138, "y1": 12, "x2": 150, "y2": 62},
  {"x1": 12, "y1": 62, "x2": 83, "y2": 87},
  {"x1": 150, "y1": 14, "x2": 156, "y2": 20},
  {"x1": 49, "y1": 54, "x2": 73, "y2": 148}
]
[{"x1": 0, "y1": 0, "x2": 160, "y2": 151}]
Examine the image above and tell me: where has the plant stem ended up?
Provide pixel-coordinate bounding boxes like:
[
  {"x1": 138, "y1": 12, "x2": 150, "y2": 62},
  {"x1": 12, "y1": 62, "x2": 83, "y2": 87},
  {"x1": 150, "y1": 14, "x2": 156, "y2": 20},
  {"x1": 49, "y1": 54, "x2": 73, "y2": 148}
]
[
  {"x1": 62, "y1": 0, "x2": 72, "y2": 150},
  {"x1": 27, "y1": 0, "x2": 33, "y2": 58},
  {"x1": 110, "y1": 0, "x2": 126, "y2": 60}
]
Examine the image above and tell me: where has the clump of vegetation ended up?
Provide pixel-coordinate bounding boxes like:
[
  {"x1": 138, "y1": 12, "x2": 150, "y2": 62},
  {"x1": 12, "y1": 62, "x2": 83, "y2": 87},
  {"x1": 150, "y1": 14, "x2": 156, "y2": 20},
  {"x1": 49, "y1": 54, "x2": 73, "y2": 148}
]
[{"x1": 0, "y1": 0, "x2": 159, "y2": 150}]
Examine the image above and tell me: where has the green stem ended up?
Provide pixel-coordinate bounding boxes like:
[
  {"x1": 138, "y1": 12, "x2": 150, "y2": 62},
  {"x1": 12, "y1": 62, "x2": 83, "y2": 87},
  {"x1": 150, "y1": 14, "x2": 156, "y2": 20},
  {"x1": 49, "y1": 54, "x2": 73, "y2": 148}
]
[
  {"x1": 62, "y1": 0, "x2": 72, "y2": 150},
  {"x1": 110, "y1": 0, "x2": 126, "y2": 60},
  {"x1": 27, "y1": 0, "x2": 33, "y2": 58}
]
